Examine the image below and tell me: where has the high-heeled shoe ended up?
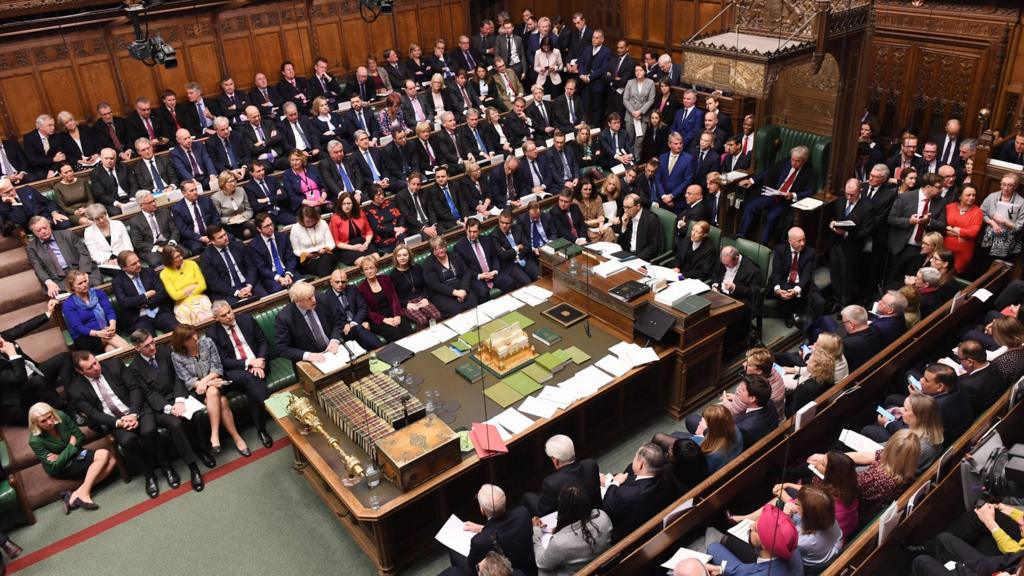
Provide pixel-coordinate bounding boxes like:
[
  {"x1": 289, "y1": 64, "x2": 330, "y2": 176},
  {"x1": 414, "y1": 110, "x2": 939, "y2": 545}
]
[
  {"x1": 61, "y1": 490, "x2": 74, "y2": 515},
  {"x1": 211, "y1": 444, "x2": 223, "y2": 455},
  {"x1": 70, "y1": 497, "x2": 99, "y2": 511}
]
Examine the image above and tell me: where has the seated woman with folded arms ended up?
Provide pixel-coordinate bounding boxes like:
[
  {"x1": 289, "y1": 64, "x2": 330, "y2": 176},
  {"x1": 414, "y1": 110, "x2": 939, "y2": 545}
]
[
  {"x1": 159, "y1": 245, "x2": 212, "y2": 324},
  {"x1": 62, "y1": 269, "x2": 129, "y2": 353},
  {"x1": 170, "y1": 324, "x2": 249, "y2": 457},
  {"x1": 358, "y1": 257, "x2": 417, "y2": 342},
  {"x1": 28, "y1": 402, "x2": 116, "y2": 514}
]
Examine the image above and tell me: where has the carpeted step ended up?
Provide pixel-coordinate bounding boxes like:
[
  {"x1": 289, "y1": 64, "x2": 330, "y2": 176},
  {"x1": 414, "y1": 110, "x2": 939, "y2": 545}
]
[
  {"x1": 0, "y1": 270, "x2": 46, "y2": 316},
  {"x1": 0, "y1": 234, "x2": 23, "y2": 253},
  {"x1": 18, "y1": 328, "x2": 70, "y2": 368},
  {"x1": 0, "y1": 302, "x2": 50, "y2": 331},
  {"x1": 0, "y1": 248, "x2": 29, "y2": 277}
]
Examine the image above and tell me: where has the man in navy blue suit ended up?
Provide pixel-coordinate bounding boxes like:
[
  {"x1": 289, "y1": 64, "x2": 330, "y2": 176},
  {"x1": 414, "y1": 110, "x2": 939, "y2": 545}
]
[
  {"x1": 656, "y1": 55, "x2": 682, "y2": 86},
  {"x1": 171, "y1": 180, "x2": 221, "y2": 253},
  {"x1": 576, "y1": 30, "x2": 611, "y2": 127},
  {"x1": 868, "y1": 290, "x2": 908, "y2": 347},
  {"x1": 654, "y1": 132, "x2": 695, "y2": 214},
  {"x1": 599, "y1": 113, "x2": 634, "y2": 169},
  {"x1": 732, "y1": 375, "x2": 779, "y2": 447},
  {"x1": 317, "y1": 269, "x2": 381, "y2": 351},
  {"x1": 246, "y1": 213, "x2": 298, "y2": 295},
  {"x1": 111, "y1": 251, "x2": 177, "y2": 335},
  {"x1": 243, "y1": 161, "x2": 295, "y2": 226},
  {"x1": 547, "y1": 131, "x2": 580, "y2": 190},
  {"x1": 737, "y1": 145, "x2": 816, "y2": 244},
  {"x1": 669, "y1": 90, "x2": 702, "y2": 149},
  {"x1": 0, "y1": 178, "x2": 71, "y2": 232},
  {"x1": 691, "y1": 131, "x2": 721, "y2": 187},
  {"x1": 275, "y1": 282, "x2": 343, "y2": 363},
  {"x1": 170, "y1": 129, "x2": 217, "y2": 190},
  {"x1": 343, "y1": 95, "x2": 382, "y2": 141},
  {"x1": 491, "y1": 209, "x2": 538, "y2": 285},
  {"x1": 207, "y1": 117, "x2": 249, "y2": 180},
  {"x1": 199, "y1": 224, "x2": 268, "y2": 305},
  {"x1": 518, "y1": 201, "x2": 557, "y2": 256},
  {"x1": 455, "y1": 218, "x2": 523, "y2": 301},
  {"x1": 601, "y1": 443, "x2": 680, "y2": 542},
  {"x1": 518, "y1": 141, "x2": 557, "y2": 195},
  {"x1": 0, "y1": 139, "x2": 34, "y2": 184}
]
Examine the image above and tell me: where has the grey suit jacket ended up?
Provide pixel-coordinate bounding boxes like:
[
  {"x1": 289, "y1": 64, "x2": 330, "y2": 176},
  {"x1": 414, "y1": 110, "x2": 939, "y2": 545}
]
[
  {"x1": 623, "y1": 79, "x2": 655, "y2": 117},
  {"x1": 885, "y1": 189, "x2": 946, "y2": 254},
  {"x1": 127, "y1": 208, "x2": 181, "y2": 254},
  {"x1": 26, "y1": 230, "x2": 99, "y2": 286},
  {"x1": 495, "y1": 34, "x2": 526, "y2": 73}
]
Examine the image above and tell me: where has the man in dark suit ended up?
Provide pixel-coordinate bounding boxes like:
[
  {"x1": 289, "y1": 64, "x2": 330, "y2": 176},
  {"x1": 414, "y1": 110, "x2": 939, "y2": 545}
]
[
  {"x1": 124, "y1": 97, "x2": 172, "y2": 152},
  {"x1": 870, "y1": 290, "x2": 908, "y2": 347},
  {"x1": 655, "y1": 54, "x2": 682, "y2": 86},
  {"x1": 524, "y1": 87, "x2": 555, "y2": 141},
  {"x1": 517, "y1": 198, "x2": 557, "y2": 250},
  {"x1": 278, "y1": 102, "x2": 321, "y2": 160},
  {"x1": 200, "y1": 224, "x2": 267, "y2": 305},
  {"x1": 249, "y1": 72, "x2": 284, "y2": 117},
  {"x1": 276, "y1": 61, "x2": 311, "y2": 113},
  {"x1": 111, "y1": 251, "x2": 176, "y2": 335},
  {"x1": 344, "y1": 95, "x2": 382, "y2": 141},
  {"x1": 245, "y1": 161, "x2": 295, "y2": 226},
  {"x1": 400, "y1": 80, "x2": 434, "y2": 129},
  {"x1": 885, "y1": 173, "x2": 946, "y2": 286},
  {"x1": 617, "y1": 193, "x2": 664, "y2": 261},
  {"x1": 22, "y1": 114, "x2": 64, "y2": 179},
  {"x1": 454, "y1": 218, "x2": 523, "y2": 301},
  {"x1": 0, "y1": 139, "x2": 33, "y2": 184},
  {"x1": 732, "y1": 375, "x2": 779, "y2": 447},
  {"x1": 828, "y1": 179, "x2": 875, "y2": 309},
  {"x1": 69, "y1": 351, "x2": 168, "y2": 498},
  {"x1": 602, "y1": 443, "x2": 679, "y2": 542},
  {"x1": 711, "y1": 245, "x2": 761, "y2": 311},
  {"x1": 394, "y1": 172, "x2": 440, "y2": 238},
  {"x1": 238, "y1": 106, "x2": 287, "y2": 171},
  {"x1": 491, "y1": 209, "x2": 539, "y2": 284},
  {"x1": 275, "y1": 282, "x2": 344, "y2": 363},
  {"x1": 576, "y1": 30, "x2": 611, "y2": 127},
  {"x1": 544, "y1": 189, "x2": 586, "y2": 245},
  {"x1": 207, "y1": 301, "x2": 275, "y2": 449},
  {"x1": 453, "y1": 35, "x2": 483, "y2": 75},
  {"x1": 519, "y1": 141, "x2": 558, "y2": 195},
  {"x1": 247, "y1": 213, "x2": 299, "y2": 295},
  {"x1": 92, "y1": 103, "x2": 132, "y2": 159},
  {"x1": 956, "y1": 339, "x2": 1008, "y2": 416},
  {"x1": 216, "y1": 76, "x2": 250, "y2": 125},
  {"x1": 171, "y1": 180, "x2": 220, "y2": 254},
  {"x1": 170, "y1": 129, "x2": 217, "y2": 190},
  {"x1": 718, "y1": 136, "x2": 751, "y2": 174},
  {"x1": 25, "y1": 216, "x2": 97, "y2": 297},
  {"x1": 207, "y1": 118, "x2": 250, "y2": 180},
  {"x1": 126, "y1": 331, "x2": 206, "y2": 491},
  {"x1": 654, "y1": 133, "x2": 695, "y2": 214},
  {"x1": 691, "y1": 131, "x2": 721, "y2": 186},
  {"x1": 736, "y1": 146, "x2": 817, "y2": 244},
  {"x1": 308, "y1": 57, "x2": 343, "y2": 107},
  {"x1": 351, "y1": 131, "x2": 393, "y2": 193},
  {"x1": 445, "y1": 484, "x2": 536, "y2": 576},
  {"x1": 128, "y1": 137, "x2": 179, "y2": 194},
  {"x1": 0, "y1": 299, "x2": 70, "y2": 424},
  {"x1": 523, "y1": 434, "x2": 600, "y2": 516},
  {"x1": 606, "y1": 40, "x2": 636, "y2": 116},
  {"x1": 409, "y1": 122, "x2": 451, "y2": 175},
  {"x1": 934, "y1": 118, "x2": 963, "y2": 167},
  {"x1": 885, "y1": 135, "x2": 925, "y2": 183},
  {"x1": 769, "y1": 227, "x2": 820, "y2": 328},
  {"x1": 839, "y1": 305, "x2": 878, "y2": 372},
  {"x1": 599, "y1": 114, "x2": 634, "y2": 169},
  {"x1": 89, "y1": 148, "x2": 133, "y2": 214},
  {"x1": 495, "y1": 20, "x2": 527, "y2": 79},
  {"x1": 936, "y1": 165, "x2": 960, "y2": 209},
  {"x1": 179, "y1": 82, "x2": 220, "y2": 138},
  {"x1": 381, "y1": 127, "x2": 417, "y2": 185},
  {"x1": 551, "y1": 79, "x2": 586, "y2": 135},
  {"x1": 429, "y1": 166, "x2": 466, "y2": 232},
  {"x1": 995, "y1": 133, "x2": 1024, "y2": 165},
  {"x1": 862, "y1": 164, "x2": 898, "y2": 301},
  {"x1": 0, "y1": 176, "x2": 71, "y2": 233},
  {"x1": 547, "y1": 131, "x2": 581, "y2": 190},
  {"x1": 863, "y1": 363, "x2": 973, "y2": 444},
  {"x1": 382, "y1": 49, "x2": 407, "y2": 90},
  {"x1": 319, "y1": 140, "x2": 365, "y2": 200},
  {"x1": 669, "y1": 91, "x2": 703, "y2": 150},
  {"x1": 696, "y1": 112, "x2": 728, "y2": 155},
  {"x1": 567, "y1": 13, "x2": 594, "y2": 63},
  {"x1": 677, "y1": 185, "x2": 712, "y2": 228},
  {"x1": 317, "y1": 269, "x2": 381, "y2": 351}
]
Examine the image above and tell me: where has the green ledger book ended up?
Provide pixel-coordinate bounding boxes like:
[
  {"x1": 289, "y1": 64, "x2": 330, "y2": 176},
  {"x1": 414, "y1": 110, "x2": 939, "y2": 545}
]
[
  {"x1": 484, "y1": 381, "x2": 524, "y2": 407},
  {"x1": 532, "y1": 327, "x2": 562, "y2": 346},
  {"x1": 503, "y1": 372, "x2": 542, "y2": 396},
  {"x1": 522, "y1": 363, "x2": 553, "y2": 383},
  {"x1": 456, "y1": 361, "x2": 484, "y2": 383}
]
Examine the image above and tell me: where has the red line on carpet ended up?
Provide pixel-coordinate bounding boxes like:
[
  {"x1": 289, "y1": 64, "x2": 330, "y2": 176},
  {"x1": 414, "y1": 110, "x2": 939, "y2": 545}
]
[{"x1": 6, "y1": 436, "x2": 292, "y2": 574}]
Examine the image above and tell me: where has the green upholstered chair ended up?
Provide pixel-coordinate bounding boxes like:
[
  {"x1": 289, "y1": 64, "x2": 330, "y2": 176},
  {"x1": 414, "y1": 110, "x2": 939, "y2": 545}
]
[
  {"x1": 0, "y1": 440, "x2": 34, "y2": 528},
  {"x1": 650, "y1": 205, "x2": 678, "y2": 266}
]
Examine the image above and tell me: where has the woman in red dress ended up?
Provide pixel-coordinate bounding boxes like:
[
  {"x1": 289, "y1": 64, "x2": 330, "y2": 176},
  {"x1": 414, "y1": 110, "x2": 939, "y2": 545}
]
[{"x1": 944, "y1": 184, "x2": 983, "y2": 273}]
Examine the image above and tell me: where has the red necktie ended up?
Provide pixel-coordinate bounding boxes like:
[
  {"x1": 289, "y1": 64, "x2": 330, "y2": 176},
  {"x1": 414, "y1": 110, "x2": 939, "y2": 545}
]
[
  {"x1": 788, "y1": 252, "x2": 799, "y2": 284},
  {"x1": 779, "y1": 169, "x2": 798, "y2": 193},
  {"x1": 144, "y1": 118, "x2": 155, "y2": 139},
  {"x1": 914, "y1": 198, "x2": 930, "y2": 243},
  {"x1": 169, "y1": 108, "x2": 179, "y2": 129},
  {"x1": 230, "y1": 325, "x2": 247, "y2": 360},
  {"x1": 742, "y1": 135, "x2": 749, "y2": 155}
]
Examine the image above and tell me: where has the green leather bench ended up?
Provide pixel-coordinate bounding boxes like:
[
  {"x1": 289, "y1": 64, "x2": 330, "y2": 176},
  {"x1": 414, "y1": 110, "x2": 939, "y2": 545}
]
[
  {"x1": 0, "y1": 439, "x2": 33, "y2": 529},
  {"x1": 650, "y1": 205, "x2": 677, "y2": 266}
]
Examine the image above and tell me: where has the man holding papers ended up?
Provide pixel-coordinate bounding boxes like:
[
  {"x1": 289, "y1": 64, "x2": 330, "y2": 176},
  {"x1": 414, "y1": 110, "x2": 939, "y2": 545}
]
[
  {"x1": 736, "y1": 145, "x2": 816, "y2": 244},
  {"x1": 275, "y1": 281, "x2": 344, "y2": 363},
  {"x1": 440, "y1": 484, "x2": 536, "y2": 576},
  {"x1": 828, "y1": 179, "x2": 874, "y2": 309},
  {"x1": 522, "y1": 434, "x2": 600, "y2": 516},
  {"x1": 602, "y1": 443, "x2": 680, "y2": 542}
]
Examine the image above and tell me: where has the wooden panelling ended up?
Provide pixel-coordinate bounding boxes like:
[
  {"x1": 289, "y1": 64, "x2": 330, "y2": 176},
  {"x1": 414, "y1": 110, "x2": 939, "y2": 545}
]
[
  {"x1": 623, "y1": 0, "x2": 644, "y2": 39},
  {"x1": 647, "y1": 0, "x2": 667, "y2": 45},
  {"x1": 0, "y1": 0, "x2": 470, "y2": 138}
]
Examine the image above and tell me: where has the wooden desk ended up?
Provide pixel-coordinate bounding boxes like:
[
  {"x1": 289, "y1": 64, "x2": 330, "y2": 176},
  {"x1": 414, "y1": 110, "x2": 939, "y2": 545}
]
[{"x1": 272, "y1": 277, "x2": 739, "y2": 575}]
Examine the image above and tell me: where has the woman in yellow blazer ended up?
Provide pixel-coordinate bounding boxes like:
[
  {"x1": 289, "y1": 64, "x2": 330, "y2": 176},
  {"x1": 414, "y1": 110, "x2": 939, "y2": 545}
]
[{"x1": 159, "y1": 245, "x2": 212, "y2": 323}]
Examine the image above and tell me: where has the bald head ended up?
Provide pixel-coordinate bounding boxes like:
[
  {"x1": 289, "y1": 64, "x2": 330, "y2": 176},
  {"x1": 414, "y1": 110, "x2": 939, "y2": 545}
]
[{"x1": 674, "y1": 558, "x2": 710, "y2": 576}]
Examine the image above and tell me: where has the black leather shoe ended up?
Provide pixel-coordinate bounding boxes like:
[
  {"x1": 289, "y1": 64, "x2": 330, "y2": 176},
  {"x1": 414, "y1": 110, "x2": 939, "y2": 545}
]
[
  {"x1": 258, "y1": 429, "x2": 273, "y2": 449},
  {"x1": 211, "y1": 445, "x2": 223, "y2": 455},
  {"x1": 198, "y1": 451, "x2": 216, "y2": 469},
  {"x1": 1, "y1": 538, "x2": 22, "y2": 559},
  {"x1": 784, "y1": 317, "x2": 794, "y2": 328},
  {"x1": 145, "y1": 475, "x2": 160, "y2": 499},
  {"x1": 162, "y1": 466, "x2": 181, "y2": 489},
  {"x1": 904, "y1": 544, "x2": 931, "y2": 556},
  {"x1": 236, "y1": 444, "x2": 251, "y2": 457},
  {"x1": 189, "y1": 465, "x2": 204, "y2": 492},
  {"x1": 60, "y1": 490, "x2": 73, "y2": 515},
  {"x1": 73, "y1": 412, "x2": 88, "y2": 427}
]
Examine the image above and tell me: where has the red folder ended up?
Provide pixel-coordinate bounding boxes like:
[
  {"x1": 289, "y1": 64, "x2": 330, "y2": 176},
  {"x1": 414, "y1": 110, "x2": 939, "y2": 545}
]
[{"x1": 470, "y1": 423, "x2": 508, "y2": 459}]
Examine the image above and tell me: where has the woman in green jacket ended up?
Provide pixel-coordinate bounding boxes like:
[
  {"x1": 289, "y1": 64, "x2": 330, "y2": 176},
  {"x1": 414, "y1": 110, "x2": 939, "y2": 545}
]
[{"x1": 28, "y1": 402, "x2": 116, "y2": 514}]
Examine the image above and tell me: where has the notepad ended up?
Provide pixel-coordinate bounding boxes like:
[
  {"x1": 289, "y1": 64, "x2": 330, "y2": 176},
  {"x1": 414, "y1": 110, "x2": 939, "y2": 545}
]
[
  {"x1": 431, "y1": 345, "x2": 462, "y2": 364},
  {"x1": 499, "y1": 310, "x2": 535, "y2": 329},
  {"x1": 435, "y1": 514, "x2": 475, "y2": 556},
  {"x1": 484, "y1": 381, "x2": 525, "y2": 408},
  {"x1": 519, "y1": 396, "x2": 560, "y2": 419},
  {"x1": 503, "y1": 372, "x2": 542, "y2": 396},
  {"x1": 522, "y1": 363, "x2": 553, "y2": 383}
]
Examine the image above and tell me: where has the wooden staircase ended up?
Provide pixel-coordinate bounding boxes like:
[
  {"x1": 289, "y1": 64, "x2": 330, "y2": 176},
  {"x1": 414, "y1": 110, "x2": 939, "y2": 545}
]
[{"x1": 0, "y1": 233, "x2": 69, "y2": 363}]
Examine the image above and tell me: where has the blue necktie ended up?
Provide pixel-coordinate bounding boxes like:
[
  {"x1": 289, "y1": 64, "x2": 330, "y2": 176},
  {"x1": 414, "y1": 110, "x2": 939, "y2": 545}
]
[
  {"x1": 148, "y1": 160, "x2": 165, "y2": 189},
  {"x1": 221, "y1": 248, "x2": 243, "y2": 287},
  {"x1": 532, "y1": 220, "x2": 544, "y2": 248},
  {"x1": 443, "y1": 187, "x2": 460, "y2": 219},
  {"x1": 357, "y1": 112, "x2": 367, "y2": 132},
  {"x1": 133, "y1": 275, "x2": 157, "y2": 318},
  {"x1": 337, "y1": 163, "x2": 354, "y2": 192},
  {"x1": 364, "y1": 151, "x2": 381, "y2": 182},
  {"x1": 222, "y1": 139, "x2": 236, "y2": 167},
  {"x1": 268, "y1": 237, "x2": 285, "y2": 276},
  {"x1": 474, "y1": 129, "x2": 487, "y2": 154},
  {"x1": 506, "y1": 232, "x2": 524, "y2": 266}
]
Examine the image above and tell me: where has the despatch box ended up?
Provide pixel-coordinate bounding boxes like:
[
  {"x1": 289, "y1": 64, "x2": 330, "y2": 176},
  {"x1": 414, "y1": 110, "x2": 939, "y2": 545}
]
[{"x1": 375, "y1": 416, "x2": 461, "y2": 491}]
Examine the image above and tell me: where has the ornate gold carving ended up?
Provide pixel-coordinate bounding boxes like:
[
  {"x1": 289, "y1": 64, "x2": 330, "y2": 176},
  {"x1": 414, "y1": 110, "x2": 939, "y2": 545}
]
[
  {"x1": 787, "y1": 56, "x2": 839, "y2": 92},
  {"x1": 682, "y1": 52, "x2": 767, "y2": 98},
  {"x1": 736, "y1": 0, "x2": 816, "y2": 42}
]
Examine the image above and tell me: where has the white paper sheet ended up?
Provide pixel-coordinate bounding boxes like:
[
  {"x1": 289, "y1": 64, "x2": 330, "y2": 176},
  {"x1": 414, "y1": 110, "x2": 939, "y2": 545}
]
[
  {"x1": 435, "y1": 514, "x2": 475, "y2": 557},
  {"x1": 577, "y1": 365, "x2": 615, "y2": 389},
  {"x1": 538, "y1": 385, "x2": 576, "y2": 408},
  {"x1": 445, "y1": 310, "x2": 482, "y2": 334},
  {"x1": 518, "y1": 396, "x2": 560, "y2": 419},
  {"x1": 840, "y1": 429, "x2": 884, "y2": 453},
  {"x1": 599, "y1": 473, "x2": 615, "y2": 498},
  {"x1": 488, "y1": 407, "x2": 535, "y2": 435},
  {"x1": 727, "y1": 518, "x2": 753, "y2": 543},
  {"x1": 182, "y1": 396, "x2": 207, "y2": 420},
  {"x1": 311, "y1": 347, "x2": 351, "y2": 373},
  {"x1": 972, "y1": 288, "x2": 993, "y2": 302},
  {"x1": 661, "y1": 547, "x2": 713, "y2": 569},
  {"x1": 603, "y1": 201, "x2": 618, "y2": 221},
  {"x1": 593, "y1": 260, "x2": 627, "y2": 278}
]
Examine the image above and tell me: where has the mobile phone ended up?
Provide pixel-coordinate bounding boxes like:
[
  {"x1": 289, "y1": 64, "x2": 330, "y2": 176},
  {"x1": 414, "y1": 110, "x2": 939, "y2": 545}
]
[
  {"x1": 75, "y1": 449, "x2": 90, "y2": 461},
  {"x1": 908, "y1": 375, "x2": 922, "y2": 390},
  {"x1": 876, "y1": 406, "x2": 896, "y2": 423}
]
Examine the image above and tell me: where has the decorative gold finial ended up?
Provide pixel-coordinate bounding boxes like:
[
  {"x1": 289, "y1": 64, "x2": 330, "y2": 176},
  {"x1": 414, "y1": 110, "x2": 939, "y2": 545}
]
[{"x1": 288, "y1": 395, "x2": 365, "y2": 482}]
